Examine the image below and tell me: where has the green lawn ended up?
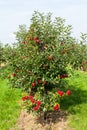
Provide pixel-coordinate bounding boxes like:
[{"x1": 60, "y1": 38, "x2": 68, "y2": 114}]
[{"x1": 0, "y1": 79, "x2": 22, "y2": 130}]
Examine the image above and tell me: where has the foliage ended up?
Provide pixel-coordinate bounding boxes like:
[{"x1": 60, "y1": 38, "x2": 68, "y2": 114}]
[{"x1": 14, "y1": 24, "x2": 28, "y2": 43}]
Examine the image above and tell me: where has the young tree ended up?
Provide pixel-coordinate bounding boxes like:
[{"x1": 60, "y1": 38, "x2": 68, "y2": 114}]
[{"x1": 7, "y1": 11, "x2": 73, "y2": 117}]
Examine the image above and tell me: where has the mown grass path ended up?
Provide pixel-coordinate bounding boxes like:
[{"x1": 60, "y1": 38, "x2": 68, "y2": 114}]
[
  {"x1": 0, "y1": 79, "x2": 22, "y2": 130},
  {"x1": 65, "y1": 71, "x2": 87, "y2": 130}
]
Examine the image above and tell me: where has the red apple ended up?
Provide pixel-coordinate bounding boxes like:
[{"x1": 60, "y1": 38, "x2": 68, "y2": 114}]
[
  {"x1": 36, "y1": 39, "x2": 40, "y2": 43},
  {"x1": 66, "y1": 90, "x2": 71, "y2": 95},
  {"x1": 12, "y1": 73, "x2": 16, "y2": 77},
  {"x1": 32, "y1": 82, "x2": 36, "y2": 87}
]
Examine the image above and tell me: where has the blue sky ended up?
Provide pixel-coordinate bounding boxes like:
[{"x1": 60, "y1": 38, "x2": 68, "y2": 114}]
[{"x1": 0, "y1": 0, "x2": 87, "y2": 44}]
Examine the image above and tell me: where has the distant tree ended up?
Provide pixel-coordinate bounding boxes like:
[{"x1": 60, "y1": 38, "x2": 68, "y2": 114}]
[{"x1": 0, "y1": 42, "x2": 4, "y2": 64}]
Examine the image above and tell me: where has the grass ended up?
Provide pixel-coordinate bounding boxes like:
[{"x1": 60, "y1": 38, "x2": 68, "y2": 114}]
[
  {"x1": 0, "y1": 79, "x2": 22, "y2": 130},
  {"x1": 61, "y1": 70, "x2": 87, "y2": 130}
]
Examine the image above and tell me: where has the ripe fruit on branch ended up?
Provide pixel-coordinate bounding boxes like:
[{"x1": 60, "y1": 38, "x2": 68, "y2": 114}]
[
  {"x1": 66, "y1": 90, "x2": 71, "y2": 95},
  {"x1": 32, "y1": 82, "x2": 36, "y2": 87},
  {"x1": 54, "y1": 104, "x2": 60, "y2": 111},
  {"x1": 60, "y1": 74, "x2": 68, "y2": 79},
  {"x1": 22, "y1": 41, "x2": 27, "y2": 44},
  {"x1": 36, "y1": 39, "x2": 41, "y2": 43},
  {"x1": 37, "y1": 79, "x2": 42, "y2": 84},
  {"x1": 28, "y1": 38, "x2": 35, "y2": 40},
  {"x1": 37, "y1": 101, "x2": 41, "y2": 105},
  {"x1": 47, "y1": 55, "x2": 53, "y2": 60},
  {"x1": 43, "y1": 45, "x2": 48, "y2": 50},
  {"x1": 43, "y1": 81, "x2": 47, "y2": 85},
  {"x1": 16, "y1": 69, "x2": 19, "y2": 72},
  {"x1": 12, "y1": 73, "x2": 16, "y2": 77},
  {"x1": 22, "y1": 56, "x2": 27, "y2": 60},
  {"x1": 57, "y1": 90, "x2": 64, "y2": 97},
  {"x1": 61, "y1": 42, "x2": 65, "y2": 46},
  {"x1": 33, "y1": 105, "x2": 40, "y2": 111},
  {"x1": 22, "y1": 96, "x2": 29, "y2": 101},
  {"x1": 35, "y1": 37, "x2": 39, "y2": 40}
]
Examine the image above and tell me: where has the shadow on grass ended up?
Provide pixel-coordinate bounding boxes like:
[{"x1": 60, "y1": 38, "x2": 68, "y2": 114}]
[
  {"x1": 61, "y1": 85, "x2": 87, "y2": 114},
  {"x1": 36, "y1": 85, "x2": 87, "y2": 126}
]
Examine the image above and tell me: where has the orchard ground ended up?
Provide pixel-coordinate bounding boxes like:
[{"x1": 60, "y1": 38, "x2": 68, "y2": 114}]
[{"x1": 0, "y1": 70, "x2": 87, "y2": 130}]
